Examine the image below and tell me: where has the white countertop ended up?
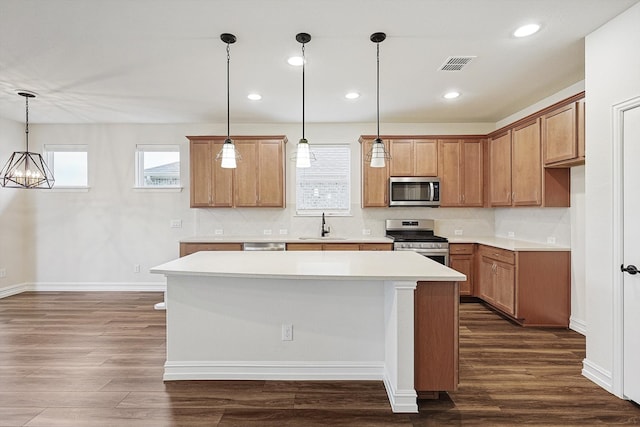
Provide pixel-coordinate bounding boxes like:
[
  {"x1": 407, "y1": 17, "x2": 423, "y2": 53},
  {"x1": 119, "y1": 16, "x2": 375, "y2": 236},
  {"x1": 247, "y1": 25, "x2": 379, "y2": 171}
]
[
  {"x1": 151, "y1": 250, "x2": 466, "y2": 281},
  {"x1": 446, "y1": 236, "x2": 570, "y2": 251},
  {"x1": 180, "y1": 235, "x2": 394, "y2": 244}
]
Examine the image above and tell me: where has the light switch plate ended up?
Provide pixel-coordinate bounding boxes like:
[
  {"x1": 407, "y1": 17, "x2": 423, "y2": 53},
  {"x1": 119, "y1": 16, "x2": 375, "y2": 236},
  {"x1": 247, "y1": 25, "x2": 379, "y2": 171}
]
[
  {"x1": 170, "y1": 219, "x2": 182, "y2": 228},
  {"x1": 214, "y1": 229, "x2": 223, "y2": 235},
  {"x1": 454, "y1": 229, "x2": 463, "y2": 236}
]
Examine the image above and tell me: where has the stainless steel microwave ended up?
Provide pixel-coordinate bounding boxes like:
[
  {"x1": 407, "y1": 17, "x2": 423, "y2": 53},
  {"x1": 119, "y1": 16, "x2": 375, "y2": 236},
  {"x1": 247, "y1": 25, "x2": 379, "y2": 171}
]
[{"x1": 389, "y1": 177, "x2": 440, "y2": 207}]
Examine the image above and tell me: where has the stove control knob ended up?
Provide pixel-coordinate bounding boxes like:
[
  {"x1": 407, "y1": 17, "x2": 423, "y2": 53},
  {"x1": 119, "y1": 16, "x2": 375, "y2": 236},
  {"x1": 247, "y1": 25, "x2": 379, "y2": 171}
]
[{"x1": 437, "y1": 243, "x2": 442, "y2": 249}]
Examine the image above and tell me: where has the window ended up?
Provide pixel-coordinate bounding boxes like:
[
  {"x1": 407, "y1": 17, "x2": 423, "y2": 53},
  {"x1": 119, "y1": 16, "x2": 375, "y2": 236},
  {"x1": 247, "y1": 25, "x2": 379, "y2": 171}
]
[
  {"x1": 296, "y1": 145, "x2": 351, "y2": 215},
  {"x1": 44, "y1": 144, "x2": 88, "y2": 188},
  {"x1": 135, "y1": 145, "x2": 180, "y2": 188}
]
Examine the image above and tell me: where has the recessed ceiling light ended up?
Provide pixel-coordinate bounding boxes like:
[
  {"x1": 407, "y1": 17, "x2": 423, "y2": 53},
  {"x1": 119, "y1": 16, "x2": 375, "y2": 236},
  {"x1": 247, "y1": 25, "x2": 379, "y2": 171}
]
[
  {"x1": 513, "y1": 23, "x2": 541, "y2": 38},
  {"x1": 247, "y1": 93, "x2": 262, "y2": 101},
  {"x1": 288, "y1": 56, "x2": 304, "y2": 66},
  {"x1": 345, "y1": 92, "x2": 360, "y2": 99},
  {"x1": 444, "y1": 91, "x2": 460, "y2": 99}
]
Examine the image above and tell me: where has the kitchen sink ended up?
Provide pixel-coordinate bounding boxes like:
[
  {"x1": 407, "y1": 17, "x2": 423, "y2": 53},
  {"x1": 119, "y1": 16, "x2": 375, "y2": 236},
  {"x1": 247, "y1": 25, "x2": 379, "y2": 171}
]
[{"x1": 298, "y1": 236, "x2": 347, "y2": 240}]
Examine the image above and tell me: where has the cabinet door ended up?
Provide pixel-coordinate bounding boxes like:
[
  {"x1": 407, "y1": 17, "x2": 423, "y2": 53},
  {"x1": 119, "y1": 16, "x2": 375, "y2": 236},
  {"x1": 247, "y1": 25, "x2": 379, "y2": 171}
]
[
  {"x1": 234, "y1": 140, "x2": 259, "y2": 207},
  {"x1": 180, "y1": 242, "x2": 243, "y2": 257},
  {"x1": 438, "y1": 140, "x2": 462, "y2": 206},
  {"x1": 190, "y1": 140, "x2": 233, "y2": 207},
  {"x1": 190, "y1": 141, "x2": 212, "y2": 207},
  {"x1": 488, "y1": 131, "x2": 512, "y2": 206},
  {"x1": 461, "y1": 139, "x2": 484, "y2": 206},
  {"x1": 450, "y1": 254, "x2": 473, "y2": 296},
  {"x1": 494, "y1": 261, "x2": 516, "y2": 316},
  {"x1": 361, "y1": 139, "x2": 389, "y2": 207},
  {"x1": 478, "y1": 257, "x2": 496, "y2": 303},
  {"x1": 512, "y1": 119, "x2": 542, "y2": 206},
  {"x1": 389, "y1": 140, "x2": 414, "y2": 176},
  {"x1": 257, "y1": 140, "x2": 285, "y2": 207},
  {"x1": 414, "y1": 139, "x2": 438, "y2": 176},
  {"x1": 543, "y1": 103, "x2": 577, "y2": 165}
]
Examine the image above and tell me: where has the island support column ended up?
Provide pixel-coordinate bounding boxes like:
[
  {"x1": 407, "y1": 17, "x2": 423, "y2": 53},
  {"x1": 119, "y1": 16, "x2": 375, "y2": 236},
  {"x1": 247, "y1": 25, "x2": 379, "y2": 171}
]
[{"x1": 383, "y1": 280, "x2": 418, "y2": 413}]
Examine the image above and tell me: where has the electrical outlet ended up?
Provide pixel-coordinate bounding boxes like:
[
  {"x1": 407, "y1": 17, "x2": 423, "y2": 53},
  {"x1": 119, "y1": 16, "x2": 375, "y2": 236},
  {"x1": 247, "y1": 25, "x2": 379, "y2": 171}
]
[
  {"x1": 170, "y1": 219, "x2": 182, "y2": 228},
  {"x1": 279, "y1": 229, "x2": 288, "y2": 235},
  {"x1": 281, "y1": 324, "x2": 293, "y2": 341},
  {"x1": 263, "y1": 229, "x2": 272, "y2": 235},
  {"x1": 508, "y1": 231, "x2": 515, "y2": 238},
  {"x1": 133, "y1": 264, "x2": 140, "y2": 273},
  {"x1": 214, "y1": 229, "x2": 223, "y2": 235},
  {"x1": 454, "y1": 229, "x2": 463, "y2": 236},
  {"x1": 362, "y1": 229, "x2": 371, "y2": 235},
  {"x1": 547, "y1": 236, "x2": 556, "y2": 244},
  {"x1": 0, "y1": 268, "x2": 6, "y2": 278}
]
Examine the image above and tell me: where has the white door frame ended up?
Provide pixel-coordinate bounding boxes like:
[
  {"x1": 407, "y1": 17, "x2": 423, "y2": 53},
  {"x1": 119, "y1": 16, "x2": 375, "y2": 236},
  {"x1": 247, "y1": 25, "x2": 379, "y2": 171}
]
[{"x1": 611, "y1": 95, "x2": 640, "y2": 399}]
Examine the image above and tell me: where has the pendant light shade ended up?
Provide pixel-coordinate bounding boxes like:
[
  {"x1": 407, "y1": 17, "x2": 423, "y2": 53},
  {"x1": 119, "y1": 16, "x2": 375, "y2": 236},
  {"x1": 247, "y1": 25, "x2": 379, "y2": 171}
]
[
  {"x1": 1, "y1": 91, "x2": 55, "y2": 189},
  {"x1": 216, "y1": 33, "x2": 241, "y2": 169},
  {"x1": 366, "y1": 32, "x2": 391, "y2": 168},
  {"x1": 294, "y1": 32, "x2": 315, "y2": 168}
]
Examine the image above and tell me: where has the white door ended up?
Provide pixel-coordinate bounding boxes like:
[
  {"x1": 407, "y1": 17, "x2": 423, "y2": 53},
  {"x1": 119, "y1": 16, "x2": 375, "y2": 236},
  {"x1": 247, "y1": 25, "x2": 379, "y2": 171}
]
[{"x1": 623, "y1": 104, "x2": 640, "y2": 404}]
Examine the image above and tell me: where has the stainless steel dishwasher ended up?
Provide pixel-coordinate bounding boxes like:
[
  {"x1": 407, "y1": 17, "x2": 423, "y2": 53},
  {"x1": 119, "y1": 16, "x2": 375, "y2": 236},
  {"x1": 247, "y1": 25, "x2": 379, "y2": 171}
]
[{"x1": 242, "y1": 242, "x2": 286, "y2": 251}]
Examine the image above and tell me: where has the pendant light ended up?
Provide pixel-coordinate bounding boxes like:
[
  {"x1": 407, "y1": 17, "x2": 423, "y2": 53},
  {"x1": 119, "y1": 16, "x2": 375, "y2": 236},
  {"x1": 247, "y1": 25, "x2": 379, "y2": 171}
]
[
  {"x1": 295, "y1": 32, "x2": 315, "y2": 168},
  {"x1": 366, "y1": 32, "x2": 391, "y2": 168},
  {"x1": 1, "y1": 91, "x2": 55, "y2": 189},
  {"x1": 216, "y1": 33, "x2": 241, "y2": 169}
]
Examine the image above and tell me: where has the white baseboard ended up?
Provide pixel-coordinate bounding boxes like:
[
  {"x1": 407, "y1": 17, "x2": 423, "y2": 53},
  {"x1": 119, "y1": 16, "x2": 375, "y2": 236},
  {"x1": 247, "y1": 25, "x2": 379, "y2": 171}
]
[
  {"x1": 382, "y1": 372, "x2": 419, "y2": 413},
  {"x1": 569, "y1": 316, "x2": 587, "y2": 336},
  {"x1": 0, "y1": 283, "x2": 30, "y2": 299},
  {"x1": 163, "y1": 360, "x2": 384, "y2": 381},
  {"x1": 582, "y1": 358, "x2": 613, "y2": 393},
  {"x1": 0, "y1": 282, "x2": 165, "y2": 298},
  {"x1": 29, "y1": 282, "x2": 166, "y2": 292}
]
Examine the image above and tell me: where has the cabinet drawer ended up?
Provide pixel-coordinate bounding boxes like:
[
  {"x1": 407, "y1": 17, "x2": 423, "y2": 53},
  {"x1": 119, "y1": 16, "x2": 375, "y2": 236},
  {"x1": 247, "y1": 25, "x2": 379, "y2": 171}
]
[
  {"x1": 478, "y1": 245, "x2": 515, "y2": 265},
  {"x1": 449, "y1": 243, "x2": 474, "y2": 255},
  {"x1": 180, "y1": 242, "x2": 243, "y2": 257},
  {"x1": 359, "y1": 243, "x2": 393, "y2": 251}
]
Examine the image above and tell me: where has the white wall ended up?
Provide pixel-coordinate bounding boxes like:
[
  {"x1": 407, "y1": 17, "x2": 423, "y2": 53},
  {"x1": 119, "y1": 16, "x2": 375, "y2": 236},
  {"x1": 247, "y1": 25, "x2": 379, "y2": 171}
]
[
  {"x1": 583, "y1": 2, "x2": 640, "y2": 395},
  {"x1": 0, "y1": 117, "x2": 32, "y2": 297}
]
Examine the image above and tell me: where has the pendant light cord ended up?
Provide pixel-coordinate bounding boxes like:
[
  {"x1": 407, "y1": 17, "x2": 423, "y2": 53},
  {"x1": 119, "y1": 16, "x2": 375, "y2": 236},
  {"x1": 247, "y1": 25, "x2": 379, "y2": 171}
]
[
  {"x1": 302, "y1": 42, "x2": 306, "y2": 140},
  {"x1": 226, "y1": 42, "x2": 231, "y2": 141},
  {"x1": 25, "y1": 96, "x2": 30, "y2": 152},
  {"x1": 376, "y1": 42, "x2": 380, "y2": 139}
]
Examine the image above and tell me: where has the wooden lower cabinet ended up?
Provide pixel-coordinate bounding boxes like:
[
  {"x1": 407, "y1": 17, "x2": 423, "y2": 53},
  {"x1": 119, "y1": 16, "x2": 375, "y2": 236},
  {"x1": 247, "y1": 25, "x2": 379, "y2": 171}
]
[
  {"x1": 415, "y1": 281, "x2": 459, "y2": 395},
  {"x1": 449, "y1": 243, "x2": 474, "y2": 296},
  {"x1": 180, "y1": 242, "x2": 243, "y2": 257},
  {"x1": 475, "y1": 245, "x2": 570, "y2": 327}
]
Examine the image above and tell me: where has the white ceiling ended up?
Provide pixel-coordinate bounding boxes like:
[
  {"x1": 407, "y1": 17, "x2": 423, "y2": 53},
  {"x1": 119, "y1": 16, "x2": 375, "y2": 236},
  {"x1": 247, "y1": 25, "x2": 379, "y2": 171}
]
[{"x1": 1, "y1": 0, "x2": 638, "y2": 125}]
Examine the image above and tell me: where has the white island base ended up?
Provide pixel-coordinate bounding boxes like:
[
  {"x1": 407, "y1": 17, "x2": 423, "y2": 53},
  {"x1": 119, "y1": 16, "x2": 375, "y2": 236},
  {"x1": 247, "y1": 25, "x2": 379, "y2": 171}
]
[{"x1": 151, "y1": 251, "x2": 464, "y2": 413}]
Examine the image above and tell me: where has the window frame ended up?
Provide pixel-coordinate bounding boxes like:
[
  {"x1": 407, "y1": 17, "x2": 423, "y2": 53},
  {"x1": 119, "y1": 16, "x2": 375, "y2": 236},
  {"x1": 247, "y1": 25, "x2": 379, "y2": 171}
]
[
  {"x1": 295, "y1": 144, "x2": 351, "y2": 217},
  {"x1": 43, "y1": 144, "x2": 89, "y2": 190},
  {"x1": 134, "y1": 144, "x2": 182, "y2": 190}
]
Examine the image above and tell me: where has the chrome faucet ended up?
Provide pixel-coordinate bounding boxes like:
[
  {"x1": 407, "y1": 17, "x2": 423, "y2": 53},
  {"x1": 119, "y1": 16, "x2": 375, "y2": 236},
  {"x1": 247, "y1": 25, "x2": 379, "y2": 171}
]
[{"x1": 321, "y1": 212, "x2": 330, "y2": 237}]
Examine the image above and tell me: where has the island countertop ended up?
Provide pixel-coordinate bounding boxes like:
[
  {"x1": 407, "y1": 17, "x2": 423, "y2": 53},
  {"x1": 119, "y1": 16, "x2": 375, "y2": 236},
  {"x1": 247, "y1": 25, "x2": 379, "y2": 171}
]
[{"x1": 151, "y1": 250, "x2": 466, "y2": 282}]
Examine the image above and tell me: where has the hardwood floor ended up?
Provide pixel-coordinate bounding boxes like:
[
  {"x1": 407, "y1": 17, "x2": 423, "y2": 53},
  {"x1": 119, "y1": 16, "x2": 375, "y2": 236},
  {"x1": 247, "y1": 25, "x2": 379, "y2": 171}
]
[{"x1": 0, "y1": 292, "x2": 638, "y2": 426}]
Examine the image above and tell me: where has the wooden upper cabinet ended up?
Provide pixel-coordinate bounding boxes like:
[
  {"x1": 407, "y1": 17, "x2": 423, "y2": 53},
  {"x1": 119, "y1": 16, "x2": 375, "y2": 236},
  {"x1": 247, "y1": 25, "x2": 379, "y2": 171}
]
[
  {"x1": 438, "y1": 138, "x2": 484, "y2": 207},
  {"x1": 512, "y1": 118, "x2": 542, "y2": 206},
  {"x1": 543, "y1": 100, "x2": 585, "y2": 167},
  {"x1": 234, "y1": 140, "x2": 259, "y2": 207},
  {"x1": 390, "y1": 139, "x2": 437, "y2": 177},
  {"x1": 488, "y1": 130, "x2": 512, "y2": 207},
  {"x1": 188, "y1": 135, "x2": 286, "y2": 208},
  {"x1": 360, "y1": 138, "x2": 389, "y2": 207},
  {"x1": 257, "y1": 140, "x2": 285, "y2": 207},
  {"x1": 189, "y1": 139, "x2": 233, "y2": 207}
]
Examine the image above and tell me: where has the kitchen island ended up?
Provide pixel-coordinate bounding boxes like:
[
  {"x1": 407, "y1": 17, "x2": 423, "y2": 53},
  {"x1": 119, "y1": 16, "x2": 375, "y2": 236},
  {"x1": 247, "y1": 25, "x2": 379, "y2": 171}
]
[{"x1": 150, "y1": 250, "x2": 465, "y2": 413}]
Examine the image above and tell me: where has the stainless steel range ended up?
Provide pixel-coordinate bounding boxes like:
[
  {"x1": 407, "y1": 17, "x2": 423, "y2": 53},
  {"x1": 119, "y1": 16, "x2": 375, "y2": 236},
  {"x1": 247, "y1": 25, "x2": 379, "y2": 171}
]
[{"x1": 385, "y1": 219, "x2": 449, "y2": 265}]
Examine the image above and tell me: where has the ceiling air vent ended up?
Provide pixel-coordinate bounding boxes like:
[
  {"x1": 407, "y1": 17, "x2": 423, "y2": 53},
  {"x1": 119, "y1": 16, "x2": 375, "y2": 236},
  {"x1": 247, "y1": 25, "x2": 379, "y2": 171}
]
[{"x1": 439, "y1": 56, "x2": 476, "y2": 71}]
